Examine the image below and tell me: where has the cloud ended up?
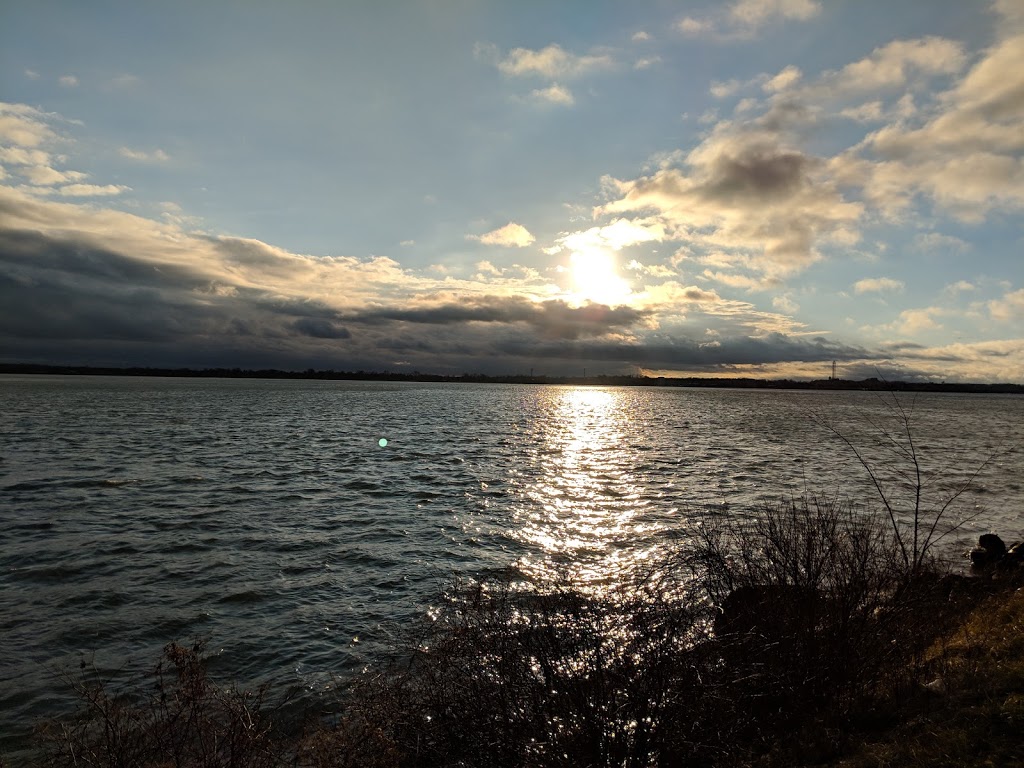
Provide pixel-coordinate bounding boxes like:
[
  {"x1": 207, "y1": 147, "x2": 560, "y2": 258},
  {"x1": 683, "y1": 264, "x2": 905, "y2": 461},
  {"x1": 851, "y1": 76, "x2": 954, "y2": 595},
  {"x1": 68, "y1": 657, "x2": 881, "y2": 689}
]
[
  {"x1": 475, "y1": 260, "x2": 503, "y2": 276},
  {"x1": 677, "y1": 0, "x2": 821, "y2": 41},
  {"x1": 827, "y1": 37, "x2": 967, "y2": 94},
  {"x1": 887, "y1": 338, "x2": 1024, "y2": 383},
  {"x1": 632, "y1": 31, "x2": 651, "y2": 42},
  {"x1": 529, "y1": 84, "x2": 574, "y2": 106},
  {"x1": 59, "y1": 75, "x2": 79, "y2": 88},
  {"x1": 21, "y1": 165, "x2": 87, "y2": 186},
  {"x1": 343, "y1": 296, "x2": 650, "y2": 340},
  {"x1": 702, "y1": 270, "x2": 771, "y2": 291},
  {"x1": 989, "y1": 287, "x2": 1024, "y2": 321},
  {"x1": 0, "y1": 103, "x2": 57, "y2": 147},
  {"x1": 469, "y1": 222, "x2": 536, "y2": 248},
  {"x1": 764, "y1": 65, "x2": 802, "y2": 93},
  {"x1": 57, "y1": 184, "x2": 130, "y2": 197},
  {"x1": 0, "y1": 146, "x2": 52, "y2": 166},
  {"x1": 710, "y1": 79, "x2": 741, "y2": 99},
  {"x1": 944, "y1": 280, "x2": 976, "y2": 296},
  {"x1": 496, "y1": 44, "x2": 614, "y2": 79},
  {"x1": 773, "y1": 294, "x2": 800, "y2": 313},
  {"x1": 119, "y1": 147, "x2": 170, "y2": 162},
  {"x1": 838, "y1": 33, "x2": 1024, "y2": 221},
  {"x1": 839, "y1": 101, "x2": 885, "y2": 122},
  {"x1": 0, "y1": 182, "x2": 892, "y2": 378},
  {"x1": 598, "y1": 128, "x2": 863, "y2": 278},
  {"x1": 291, "y1": 317, "x2": 351, "y2": 339},
  {"x1": 729, "y1": 0, "x2": 821, "y2": 28},
  {"x1": 912, "y1": 232, "x2": 971, "y2": 253},
  {"x1": 676, "y1": 17, "x2": 714, "y2": 36},
  {"x1": 853, "y1": 277, "x2": 904, "y2": 294},
  {"x1": 557, "y1": 219, "x2": 665, "y2": 253},
  {"x1": 895, "y1": 307, "x2": 943, "y2": 334},
  {"x1": 24, "y1": 69, "x2": 40, "y2": 80}
]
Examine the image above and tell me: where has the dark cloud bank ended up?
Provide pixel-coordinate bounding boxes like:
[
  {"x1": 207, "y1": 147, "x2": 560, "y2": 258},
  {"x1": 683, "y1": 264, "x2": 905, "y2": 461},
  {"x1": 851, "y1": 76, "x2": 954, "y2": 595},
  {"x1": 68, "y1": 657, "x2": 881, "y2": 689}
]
[{"x1": 1, "y1": 226, "x2": 894, "y2": 377}]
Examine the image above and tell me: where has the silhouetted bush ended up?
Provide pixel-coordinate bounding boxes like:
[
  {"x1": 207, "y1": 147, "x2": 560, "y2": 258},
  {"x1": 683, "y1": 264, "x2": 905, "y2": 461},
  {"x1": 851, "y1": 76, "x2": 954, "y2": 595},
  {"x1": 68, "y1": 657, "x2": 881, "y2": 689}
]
[{"x1": 34, "y1": 641, "x2": 291, "y2": 768}]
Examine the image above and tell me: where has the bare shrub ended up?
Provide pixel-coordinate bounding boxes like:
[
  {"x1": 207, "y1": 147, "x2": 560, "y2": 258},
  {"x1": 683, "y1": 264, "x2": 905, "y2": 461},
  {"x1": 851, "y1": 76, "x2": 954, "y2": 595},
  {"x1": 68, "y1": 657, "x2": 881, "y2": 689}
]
[
  {"x1": 322, "y1": 571, "x2": 736, "y2": 768},
  {"x1": 816, "y1": 389, "x2": 994, "y2": 573},
  {"x1": 34, "y1": 641, "x2": 290, "y2": 768}
]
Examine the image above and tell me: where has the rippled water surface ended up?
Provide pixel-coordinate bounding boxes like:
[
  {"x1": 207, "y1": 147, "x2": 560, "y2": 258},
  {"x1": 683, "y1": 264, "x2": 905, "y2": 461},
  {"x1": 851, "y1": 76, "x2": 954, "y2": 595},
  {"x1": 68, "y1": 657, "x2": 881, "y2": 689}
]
[{"x1": 2, "y1": 376, "x2": 1022, "y2": 751}]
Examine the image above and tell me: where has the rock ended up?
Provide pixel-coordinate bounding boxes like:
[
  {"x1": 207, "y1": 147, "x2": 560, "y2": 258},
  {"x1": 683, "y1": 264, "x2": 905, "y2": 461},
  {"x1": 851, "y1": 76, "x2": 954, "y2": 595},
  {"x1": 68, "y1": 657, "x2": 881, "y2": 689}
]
[
  {"x1": 714, "y1": 584, "x2": 820, "y2": 639},
  {"x1": 979, "y1": 533, "x2": 1007, "y2": 558},
  {"x1": 970, "y1": 533, "x2": 1007, "y2": 568},
  {"x1": 996, "y1": 541, "x2": 1024, "y2": 574},
  {"x1": 1005, "y1": 541, "x2": 1024, "y2": 564}
]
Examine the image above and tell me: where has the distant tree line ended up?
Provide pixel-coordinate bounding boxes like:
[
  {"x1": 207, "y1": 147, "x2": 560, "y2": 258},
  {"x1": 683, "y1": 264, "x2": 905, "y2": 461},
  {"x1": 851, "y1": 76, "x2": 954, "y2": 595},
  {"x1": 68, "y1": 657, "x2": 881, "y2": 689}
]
[{"x1": 1, "y1": 363, "x2": 1021, "y2": 394}]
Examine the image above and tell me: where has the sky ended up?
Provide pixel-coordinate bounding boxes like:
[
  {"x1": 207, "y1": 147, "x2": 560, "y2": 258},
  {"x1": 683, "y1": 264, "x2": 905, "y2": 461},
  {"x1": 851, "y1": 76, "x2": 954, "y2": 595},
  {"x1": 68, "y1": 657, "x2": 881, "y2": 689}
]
[{"x1": 1, "y1": 0, "x2": 1022, "y2": 382}]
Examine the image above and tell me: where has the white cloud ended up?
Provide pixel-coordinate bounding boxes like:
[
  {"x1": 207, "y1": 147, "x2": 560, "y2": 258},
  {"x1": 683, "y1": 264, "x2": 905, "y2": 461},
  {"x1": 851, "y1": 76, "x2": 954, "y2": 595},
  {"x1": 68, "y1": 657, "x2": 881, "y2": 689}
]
[
  {"x1": 59, "y1": 75, "x2": 79, "y2": 88},
  {"x1": 0, "y1": 146, "x2": 52, "y2": 166},
  {"x1": 840, "y1": 101, "x2": 885, "y2": 122},
  {"x1": 497, "y1": 44, "x2": 614, "y2": 79},
  {"x1": 675, "y1": 17, "x2": 714, "y2": 36},
  {"x1": 989, "y1": 287, "x2": 1024, "y2": 321},
  {"x1": 853, "y1": 277, "x2": 904, "y2": 294},
  {"x1": 729, "y1": 0, "x2": 820, "y2": 28},
  {"x1": 829, "y1": 37, "x2": 966, "y2": 93},
  {"x1": 896, "y1": 307, "x2": 943, "y2": 334},
  {"x1": 0, "y1": 103, "x2": 57, "y2": 147},
  {"x1": 57, "y1": 183, "x2": 130, "y2": 197},
  {"x1": 529, "y1": 84, "x2": 574, "y2": 106},
  {"x1": 763, "y1": 65, "x2": 802, "y2": 93},
  {"x1": 710, "y1": 79, "x2": 741, "y2": 99},
  {"x1": 678, "y1": 0, "x2": 820, "y2": 41},
  {"x1": 119, "y1": 147, "x2": 170, "y2": 162},
  {"x1": 24, "y1": 69, "x2": 40, "y2": 80},
  {"x1": 558, "y1": 219, "x2": 666, "y2": 253},
  {"x1": 475, "y1": 260, "x2": 503, "y2": 276},
  {"x1": 632, "y1": 31, "x2": 651, "y2": 42},
  {"x1": 598, "y1": 128, "x2": 863, "y2": 279},
  {"x1": 992, "y1": 0, "x2": 1024, "y2": 31},
  {"x1": 22, "y1": 165, "x2": 87, "y2": 186},
  {"x1": 703, "y1": 270, "x2": 770, "y2": 291},
  {"x1": 469, "y1": 222, "x2": 536, "y2": 248},
  {"x1": 773, "y1": 294, "x2": 800, "y2": 313},
  {"x1": 913, "y1": 232, "x2": 971, "y2": 253},
  {"x1": 634, "y1": 57, "x2": 660, "y2": 71},
  {"x1": 826, "y1": 33, "x2": 1024, "y2": 222},
  {"x1": 944, "y1": 280, "x2": 976, "y2": 296}
]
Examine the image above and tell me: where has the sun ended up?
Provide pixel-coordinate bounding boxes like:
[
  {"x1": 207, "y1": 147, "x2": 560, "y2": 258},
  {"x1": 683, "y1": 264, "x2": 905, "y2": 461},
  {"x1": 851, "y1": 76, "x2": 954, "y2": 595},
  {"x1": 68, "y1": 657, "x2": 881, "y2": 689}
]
[{"x1": 568, "y1": 249, "x2": 633, "y2": 306}]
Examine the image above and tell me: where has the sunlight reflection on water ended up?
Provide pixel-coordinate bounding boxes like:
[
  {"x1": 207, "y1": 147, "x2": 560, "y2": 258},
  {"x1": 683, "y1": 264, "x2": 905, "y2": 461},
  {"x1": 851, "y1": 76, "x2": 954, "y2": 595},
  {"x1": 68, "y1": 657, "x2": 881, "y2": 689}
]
[{"x1": 511, "y1": 388, "x2": 670, "y2": 587}]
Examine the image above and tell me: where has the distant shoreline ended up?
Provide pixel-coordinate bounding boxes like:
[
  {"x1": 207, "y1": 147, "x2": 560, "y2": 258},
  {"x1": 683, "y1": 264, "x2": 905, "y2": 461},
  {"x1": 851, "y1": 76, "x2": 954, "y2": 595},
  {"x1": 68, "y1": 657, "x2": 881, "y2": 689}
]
[{"x1": 2, "y1": 363, "x2": 1021, "y2": 394}]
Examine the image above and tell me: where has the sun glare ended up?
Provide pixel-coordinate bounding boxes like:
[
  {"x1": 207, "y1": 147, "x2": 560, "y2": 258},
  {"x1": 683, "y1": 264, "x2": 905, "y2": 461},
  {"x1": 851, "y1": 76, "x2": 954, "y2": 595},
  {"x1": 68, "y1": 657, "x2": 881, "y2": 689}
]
[{"x1": 569, "y1": 249, "x2": 632, "y2": 306}]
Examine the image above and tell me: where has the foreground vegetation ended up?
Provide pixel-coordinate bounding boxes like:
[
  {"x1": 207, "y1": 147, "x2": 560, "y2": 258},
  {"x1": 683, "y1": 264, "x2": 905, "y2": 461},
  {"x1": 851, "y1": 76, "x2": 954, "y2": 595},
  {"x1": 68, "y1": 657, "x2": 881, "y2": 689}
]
[{"x1": 17, "y1": 496, "x2": 1023, "y2": 767}]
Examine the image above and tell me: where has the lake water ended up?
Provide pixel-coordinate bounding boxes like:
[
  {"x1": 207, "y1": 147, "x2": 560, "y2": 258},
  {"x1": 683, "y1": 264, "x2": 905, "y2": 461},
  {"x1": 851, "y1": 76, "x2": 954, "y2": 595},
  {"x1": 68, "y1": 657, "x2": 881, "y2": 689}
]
[{"x1": 2, "y1": 375, "x2": 1022, "y2": 753}]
